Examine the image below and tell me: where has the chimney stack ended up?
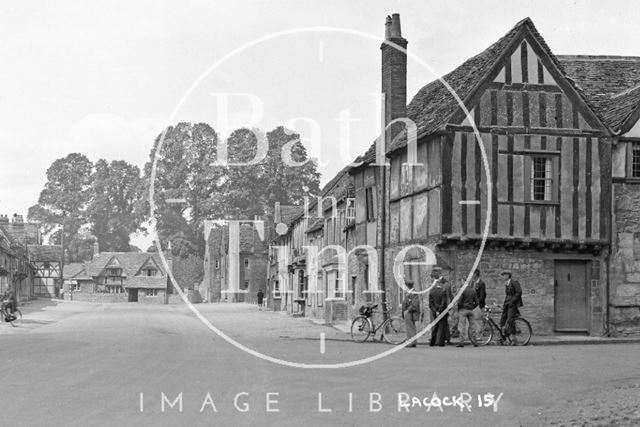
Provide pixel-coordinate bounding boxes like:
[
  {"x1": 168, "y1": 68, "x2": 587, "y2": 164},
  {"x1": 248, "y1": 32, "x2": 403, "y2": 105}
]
[
  {"x1": 93, "y1": 241, "x2": 99, "y2": 259},
  {"x1": 381, "y1": 13, "x2": 408, "y2": 144}
]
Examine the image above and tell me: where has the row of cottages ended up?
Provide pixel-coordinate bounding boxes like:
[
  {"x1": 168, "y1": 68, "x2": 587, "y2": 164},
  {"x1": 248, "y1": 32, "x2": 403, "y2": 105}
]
[
  {"x1": 62, "y1": 243, "x2": 174, "y2": 303},
  {"x1": 0, "y1": 219, "x2": 34, "y2": 302},
  {"x1": 0, "y1": 213, "x2": 62, "y2": 302},
  {"x1": 202, "y1": 220, "x2": 268, "y2": 303},
  {"x1": 268, "y1": 14, "x2": 640, "y2": 337}
]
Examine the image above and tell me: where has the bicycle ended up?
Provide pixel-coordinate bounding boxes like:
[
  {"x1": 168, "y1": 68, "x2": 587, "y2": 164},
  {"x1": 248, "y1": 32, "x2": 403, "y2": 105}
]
[
  {"x1": 0, "y1": 301, "x2": 22, "y2": 327},
  {"x1": 351, "y1": 302, "x2": 406, "y2": 345},
  {"x1": 469, "y1": 302, "x2": 531, "y2": 346}
]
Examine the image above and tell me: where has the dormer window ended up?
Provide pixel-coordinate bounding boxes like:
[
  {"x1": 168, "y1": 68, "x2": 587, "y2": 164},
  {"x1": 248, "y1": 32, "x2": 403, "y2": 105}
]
[
  {"x1": 143, "y1": 268, "x2": 157, "y2": 277},
  {"x1": 107, "y1": 268, "x2": 121, "y2": 276}
]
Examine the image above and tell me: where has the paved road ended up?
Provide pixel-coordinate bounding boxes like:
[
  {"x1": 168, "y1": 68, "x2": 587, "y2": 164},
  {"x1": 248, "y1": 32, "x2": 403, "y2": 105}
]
[{"x1": 1, "y1": 300, "x2": 639, "y2": 426}]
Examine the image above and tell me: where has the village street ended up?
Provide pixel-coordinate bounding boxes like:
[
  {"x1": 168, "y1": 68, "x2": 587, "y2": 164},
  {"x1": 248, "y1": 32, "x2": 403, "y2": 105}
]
[{"x1": 0, "y1": 300, "x2": 639, "y2": 427}]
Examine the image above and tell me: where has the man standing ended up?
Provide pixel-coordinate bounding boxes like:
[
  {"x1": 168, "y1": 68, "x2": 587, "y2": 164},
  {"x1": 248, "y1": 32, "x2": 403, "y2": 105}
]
[
  {"x1": 472, "y1": 269, "x2": 487, "y2": 334},
  {"x1": 442, "y1": 277, "x2": 454, "y2": 344},
  {"x1": 429, "y1": 268, "x2": 449, "y2": 347},
  {"x1": 256, "y1": 289, "x2": 264, "y2": 311},
  {"x1": 402, "y1": 281, "x2": 420, "y2": 347},
  {"x1": 499, "y1": 270, "x2": 523, "y2": 345},
  {"x1": 456, "y1": 282, "x2": 478, "y2": 347},
  {"x1": 472, "y1": 269, "x2": 487, "y2": 310}
]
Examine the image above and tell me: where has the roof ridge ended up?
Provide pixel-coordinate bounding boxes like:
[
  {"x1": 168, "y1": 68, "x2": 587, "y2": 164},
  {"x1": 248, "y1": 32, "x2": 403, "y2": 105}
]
[
  {"x1": 557, "y1": 55, "x2": 640, "y2": 61},
  {"x1": 611, "y1": 83, "x2": 640, "y2": 99}
]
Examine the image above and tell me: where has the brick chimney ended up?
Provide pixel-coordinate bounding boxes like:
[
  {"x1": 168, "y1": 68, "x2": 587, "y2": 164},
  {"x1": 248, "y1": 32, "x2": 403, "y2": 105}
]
[
  {"x1": 92, "y1": 241, "x2": 99, "y2": 259},
  {"x1": 381, "y1": 13, "x2": 408, "y2": 141}
]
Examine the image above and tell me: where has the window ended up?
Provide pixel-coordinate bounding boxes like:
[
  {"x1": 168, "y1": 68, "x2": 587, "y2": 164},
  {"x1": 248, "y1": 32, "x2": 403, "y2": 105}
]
[
  {"x1": 363, "y1": 264, "x2": 373, "y2": 303},
  {"x1": 334, "y1": 272, "x2": 344, "y2": 299},
  {"x1": 145, "y1": 289, "x2": 158, "y2": 297},
  {"x1": 108, "y1": 285, "x2": 124, "y2": 294},
  {"x1": 71, "y1": 283, "x2": 81, "y2": 292},
  {"x1": 351, "y1": 275, "x2": 357, "y2": 304},
  {"x1": 526, "y1": 156, "x2": 557, "y2": 202},
  {"x1": 633, "y1": 145, "x2": 640, "y2": 178},
  {"x1": 107, "y1": 268, "x2": 121, "y2": 276},
  {"x1": 144, "y1": 268, "x2": 157, "y2": 277},
  {"x1": 531, "y1": 157, "x2": 552, "y2": 200},
  {"x1": 242, "y1": 280, "x2": 249, "y2": 290},
  {"x1": 244, "y1": 259, "x2": 249, "y2": 269},
  {"x1": 215, "y1": 260, "x2": 220, "y2": 270},
  {"x1": 365, "y1": 188, "x2": 376, "y2": 221},
  {"x1": 273, "y1": 280, "x2": 281, "y2": 298},
  {"x1": 346, "y1": 198, "x2": 356, "y2": 219}
]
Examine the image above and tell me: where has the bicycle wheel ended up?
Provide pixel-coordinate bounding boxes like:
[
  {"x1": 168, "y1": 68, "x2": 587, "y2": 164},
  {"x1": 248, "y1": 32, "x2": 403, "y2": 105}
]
[
  {"x1": 351, "y1": 316, "x2": 372, "y2": 342},
  {"x1": 382, "y1": 317, "x2": 406, "y2": 345},
  {"x1": 510, "y1": 318, "x2": 532, "y2": 346},
  {"x1": 11, "y1": 309, "x2": 22, "y2": 327},
  {"x1": 469, "y1": 319, "x2": 493, "y2": 346}
]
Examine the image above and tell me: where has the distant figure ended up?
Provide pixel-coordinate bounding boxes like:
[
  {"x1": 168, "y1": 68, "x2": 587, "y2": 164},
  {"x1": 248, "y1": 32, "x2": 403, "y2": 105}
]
[
  {"x1": 257, "y1": 289, "x2": 264, "y2": 310},
  {"x1": 1, "y1": 287, "x2": 16, "y2": 322},
  {"x1": 401, "y1": 281, "x2": 420, "y2": 348}
]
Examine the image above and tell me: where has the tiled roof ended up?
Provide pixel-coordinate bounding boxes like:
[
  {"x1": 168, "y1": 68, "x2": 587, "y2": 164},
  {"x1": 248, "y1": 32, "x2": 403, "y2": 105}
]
[
  {"x1": 279, "y1": 205, "x2": 303, "y2": 226},
  {"x1": 85, "y1": 252, "x2": 168, "y2": 277},
  {"x1": 291, "y1": 166, "x2": 354, "y2": 225},
  {"x1": 63, "y1": 263, "x2": 86, "y2": 279},
  {"x1": 558, "y1": 55, "x2": 640, "y2": 132},
  {"x1": 27, "y1": 245, "x2": 62, "y2": 262},
  {"x1": 124, "y1": 276, "x2": 167, "y2": 289},
  {"x1": 387, "y1": 18, "x2": 605, "y2": 153},
  {"x1": 0, "y1": 226, "x2": 14, "y2": 253},
  {"x1": 305, "y1": 217, "x2": 324, "y2": 234}
]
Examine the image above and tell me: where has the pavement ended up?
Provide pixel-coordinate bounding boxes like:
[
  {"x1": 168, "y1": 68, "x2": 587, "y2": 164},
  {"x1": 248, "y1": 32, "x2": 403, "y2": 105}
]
[
  {"x1": 7, "y1": 298, "x2": 640, "y2": 348},
  {"x1": 1, "y1": 299, "x2": 640, "y2": 426}
]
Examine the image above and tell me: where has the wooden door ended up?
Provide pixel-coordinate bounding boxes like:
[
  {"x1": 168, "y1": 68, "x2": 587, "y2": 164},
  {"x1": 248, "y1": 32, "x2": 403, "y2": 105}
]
[
  {"x1": 128, "y1": 288, "x2": 138, "y2": 302},
  {"x1": 554, "y1": 261, "x2": 589, "y2": 332}
]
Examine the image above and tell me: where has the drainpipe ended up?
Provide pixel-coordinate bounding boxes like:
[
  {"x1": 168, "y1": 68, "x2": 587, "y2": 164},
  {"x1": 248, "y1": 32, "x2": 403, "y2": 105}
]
[{"x1": 380, "y1": 155, "x2": 388, "y2": 322}]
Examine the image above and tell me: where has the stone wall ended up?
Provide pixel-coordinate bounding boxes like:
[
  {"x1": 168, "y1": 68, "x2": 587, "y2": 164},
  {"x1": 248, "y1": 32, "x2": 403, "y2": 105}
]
[
  {"x1": 610, "y1": 183, "x2": 640, "y2": 336},
  {"x1": 64, "y1": 292, "x2": 129, "y2": 303},
  {"x1": 382, "y1": 243, "x2": 606, "y2": 336},
  {"x1": 64, "y1": 290, "x2": 167, "y2": 304}
]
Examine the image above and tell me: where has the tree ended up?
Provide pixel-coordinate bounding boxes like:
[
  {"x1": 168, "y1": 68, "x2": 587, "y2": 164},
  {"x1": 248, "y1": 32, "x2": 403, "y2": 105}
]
[
  {"x1": 223, "y1": 126, "x2": 321, "y2": 219},
  {"x1": 88, "y1": 159, "x2": 143, "y2": 252},
  {"x1": 28, "y1": 153, "x2": 93, "y2": 262},
  {"x1": 143, "y1": 122, "x2": 224, "y2": 259},
  {"x1": 143, "y1": 123, "x2": 321, "y2": 260}
]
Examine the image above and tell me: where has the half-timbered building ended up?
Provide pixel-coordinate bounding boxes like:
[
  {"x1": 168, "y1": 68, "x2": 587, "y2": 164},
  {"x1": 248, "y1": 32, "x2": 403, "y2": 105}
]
[
  {"x1": 558, "y1": 55, "x2": 640, "y2": 336},
  {"x1": 375, "y1": 16, "x2": 614, "y2": 336},
  {"x1": 61, "y1": 243, "x2": 173, "y2": 303},
  {"x1": 28, "y1": 245, "x2": 62, "y2": 297}
]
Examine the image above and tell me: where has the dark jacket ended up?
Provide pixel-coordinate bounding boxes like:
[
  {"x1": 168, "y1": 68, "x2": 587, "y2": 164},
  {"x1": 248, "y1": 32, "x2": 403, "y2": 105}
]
[
  {"x1": 458, "y1": 286, "x2": 478, "y2": 311},
  {"x1": 402, "y1": 291, "x2": 421, "y2": 321},
  {"x1": 429, "y1": 285, "x2": 448, "y2": 314},
  {"x1": 473, "y1": 279, "x2": 487, "y2": 308},
  {"x1": 504, "y1": 280, "x2": 523, "y2": 307}
]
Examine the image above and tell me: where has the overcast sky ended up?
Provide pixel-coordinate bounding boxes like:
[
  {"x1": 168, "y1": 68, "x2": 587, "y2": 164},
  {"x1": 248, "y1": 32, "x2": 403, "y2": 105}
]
[{"x1": 1, "y1": 0, "x2": 637, "y2": 247}]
